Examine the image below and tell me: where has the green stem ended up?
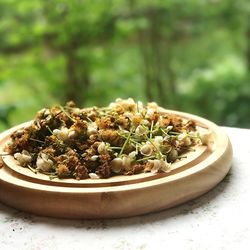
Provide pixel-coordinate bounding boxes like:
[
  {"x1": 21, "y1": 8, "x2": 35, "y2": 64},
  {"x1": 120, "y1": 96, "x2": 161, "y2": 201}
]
[
  {"x1": 59, "y1": 105, "x2": 76, "y2": 122},
  {"x1": 46, "y1": 125, "x2": 54, "y2": 135},
  {"x1": 109, "y1": 146, "x2": 123, "y2": 149},
  {"x1": 149, "y1": 121, "x2": 154, "y2": 139},
  {"x1": 118, "y1": 131, "x2": 132, "y2": 157},
  {"x1": 29, "y1": 138, "x2": 45, "y2": 144},
  {"x1": 136, "y1": 156, "x2": 155, "y2": 162},
  {"x1": 27, "y1": 164, "x2": 37, "y2": 174}
]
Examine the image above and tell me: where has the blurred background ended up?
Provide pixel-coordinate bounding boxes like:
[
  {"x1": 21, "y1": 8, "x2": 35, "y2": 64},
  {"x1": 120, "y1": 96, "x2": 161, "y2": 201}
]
[{"x1": 0, "y1": 0, "x2": 250, "y2": 132}]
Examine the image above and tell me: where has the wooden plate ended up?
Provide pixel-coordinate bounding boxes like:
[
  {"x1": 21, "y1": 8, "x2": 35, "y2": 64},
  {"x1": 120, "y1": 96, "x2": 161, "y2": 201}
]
[{"x1": 0, "y1": 110, "x2": 232, "y2": 219}]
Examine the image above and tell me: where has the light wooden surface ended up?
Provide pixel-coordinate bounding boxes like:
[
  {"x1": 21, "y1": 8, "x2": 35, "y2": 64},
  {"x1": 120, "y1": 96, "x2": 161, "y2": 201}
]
[{"x1": 0, "y1": 110, "x2": 232, "y2": 219}]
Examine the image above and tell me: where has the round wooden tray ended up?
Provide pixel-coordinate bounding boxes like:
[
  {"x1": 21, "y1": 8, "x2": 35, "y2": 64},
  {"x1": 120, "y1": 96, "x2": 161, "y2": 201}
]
[{"x1": 0, "y1": 110, "x2": 232, "y2": 219}]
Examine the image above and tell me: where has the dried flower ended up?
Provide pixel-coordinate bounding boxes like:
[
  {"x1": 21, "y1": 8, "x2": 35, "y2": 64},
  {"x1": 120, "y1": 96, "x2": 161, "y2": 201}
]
[
  {"x1": 36, "y1": 153, "x2": 54, "y2": 172},
  {"x1": 149, "y1": 159, "x2": 171, "y2": 173},
  {"x1": 140, "y1": 144, "x2": 153, "y2": 156},
  {"x1": 122, "y1": 156, "x2": 133, "y2": 171},
  {"x1": 110, "y1": 157, "x2": 123, "y2": 173},
  {"x1": 97, "y1": 142, "x2": 108, "y2": 154},
  {"x1": 89, "y1": 173, "x2": 100, "y2": 179},
  {"x1": 68, "y1": 130, "x2": 77, "y2": 139},
  {"x1": 87, "y1": 122, "x2": 98, "y2": 136},
  {"x1": 200, "y1": 130, "x2": 213, "y2": 145},
  {"x1": 14, "y1": 150, "x2": 32, "y2": 166},
  {"x1": 135, "y1": 125, "x2": 148, "y2": 137},
  {"x1": 153, "y1": 136, "x2": 164, "y2": 148},
  {"x1": 168, "y1": 149, "x2": 178, "y2": 162},
  {"x1": 6, "y1": 98, "x2": 204, "y2": 180},
  {"x1": 53, "y1": 127, "x2": 70, "y2": 141},
  {"x1": 90, "y1": 155, "x2": 99, "y2": 161}
]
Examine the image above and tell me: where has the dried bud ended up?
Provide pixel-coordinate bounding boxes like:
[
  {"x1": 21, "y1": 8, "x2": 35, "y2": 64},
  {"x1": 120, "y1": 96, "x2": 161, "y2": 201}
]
[
  {"x1": 140, "y1": 144, "x2": 153, "y2": 156},
  {"x1": 87, "y1": 122, "x2": 98, "y2": 136},
  {"x1": 122, "y1": 156, "x2": 133, "y2": 171},
  {"x1": 110, "y1": 158, "x2": 123, "y2": 173},
  {"x1": 68, "y1": 130, "x2": 77, "y2": 139},
  {"x1": 168, "y1": 149, "x2": 178, "y2": 162},
  {"x1": 97, "y1": 142, "x2": 107, "y2": 154},
  {"x1": 89, "y1": 173, "x2": 100, "y2": 179},
  {"x1": 90, "y1": 155, "x2": 99, "y2": 161},
  {"x1": 53, "y1": 127, "x2": 69, "y2": 141},
  {"x1": 128, "y1": 151, "x2": 137, "y2": 159}
]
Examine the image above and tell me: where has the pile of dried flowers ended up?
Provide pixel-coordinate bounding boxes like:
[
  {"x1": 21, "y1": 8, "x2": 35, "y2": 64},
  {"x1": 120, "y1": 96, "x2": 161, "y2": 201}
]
[{"x1": 4, "y1": 98, "x2": 208, "y2": 180}]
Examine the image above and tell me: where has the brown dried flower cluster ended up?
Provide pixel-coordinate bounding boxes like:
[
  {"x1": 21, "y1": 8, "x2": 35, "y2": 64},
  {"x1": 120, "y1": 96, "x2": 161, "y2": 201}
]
[{"x1": 5, "y1": 98, "x2": 206, "y2": 180}]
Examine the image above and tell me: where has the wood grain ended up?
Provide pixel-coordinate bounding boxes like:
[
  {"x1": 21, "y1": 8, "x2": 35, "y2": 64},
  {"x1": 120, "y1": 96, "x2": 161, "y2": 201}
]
[{"x1": 0, "y1": 110, "x2": 233, "y2": 219}]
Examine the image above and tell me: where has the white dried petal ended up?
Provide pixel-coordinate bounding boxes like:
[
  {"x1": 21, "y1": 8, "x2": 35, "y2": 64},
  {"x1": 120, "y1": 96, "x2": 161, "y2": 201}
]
[
  {"x1": 123, "y1": 112, "x2": 133, "y2": 119},
  {"x1": 189, "y1": 131, "x2": 198, "y2": 137},
  {"x1": 111, "y1": 158, "x2": 123, "y2": 173},
  {"x1": 140, "y1": 144, "x2": 153, "y2": 156},
  {"x1": 115, "y1": 98, "x2": 122, "y2": 103},
  {"x1": 72, "y1": 108, "x2": 81, "y2": 114},
  {"x1": 109, "y1": 102, "x2": 116, "y2": 108},
  {"x1": 128, "y1": 151, "x2": 137, "y2": 159},
  {"x1": 89, "y1": 173, "x2": 100, "y2": 179},
  {"x1": 97, "y1": 142, "x2": 107, "y2": 154},
  {"x1": 145, "y1": 108, "x2": 155, "y2": 118},
  {"x1": 135, "y1": 125, "x2": 148, "y2": 136},
  {"x1": 90, "y1": 155, "x2": 99, "y2": 161},
  {"x1": 68, "y1": 130, "x2": 76, "y2": 139},
  {"x1": 52, "y1": 129, "x2": 60, "y2": 135},
  {"x1": 153, "y1": 136, "x2": 164, "y2": 148},
  {"x1": 183, "y1": 136, "x2": 192, "y2": 146},
  {"x1": 166, "y1": 125, "x2": 173, "y2": 131},
  {"x1": 137, "y1": 101, "x2": 144, "y2": 112},
  {"x1": 143, "y1": 120, "x2": 150, "y2": 126},
  {"x1": 87, "y1": 122, "x2": 98, "y2": 136},
  {"x1": 44, "y1": 109, "x2": 50, "y2": 116},
  {"x1": 127, "y1": 97, "x2": 135, "y2": 103},
  {"x1": 200, "y1": 131, "x2": 213, "y2": 145},
  {"x1": 36, "y1": 153, "x2": 53, "y2": 172},
  {"x1": 87, "y1": 127, "x2": 97, "y2": 136},
  {"x1": 89, "y1": 135, "x2": 96, "y2": 140},
  {"x1": 37, "y1": 108, "x2": 47, "y2": 115},
  {"x1": 114, "y1": 98, "x2": 136, "y2": 112},
  {"x1": 53, "y1": 127, "x2": 69, "y2": 141},
  {"x1": 147, "y1": 102, "x2": 158, "y2": 109},
  {"x1": 14, "y1": 150, "x2": 32, "y2": 166},
  {"x1": 149, "y1": 159, "x2": 171, "y2": 173},
  {"x1": 122, "y1": 156, "x2": 132, "y2": 171},
  {"x1": 178, "y1": 133, "x2": 187, "y2": 141}
]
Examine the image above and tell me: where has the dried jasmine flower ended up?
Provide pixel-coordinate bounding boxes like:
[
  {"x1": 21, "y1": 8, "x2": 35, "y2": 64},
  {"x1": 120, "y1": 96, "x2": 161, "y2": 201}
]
[
  {"x1": 97, "y1": 142, "x2": 108, "y2": 154},
  {"x1": 4, "y1": 98, "x2": 209, "y2": 180},
  {"x1": 199, "y1": 130, "x2": 213, "y2": 145},
  {"x1": 88, "y1": 173, "x2": 100, "y2": 179},
  {"x1": 14, "y1": 150, "x2": 32, "y2": 166},
  {"x1": 149, "y1": 159, "x2": 171, "y2": 173},
  {"x1": 140, "y1": 143, "x2": 154, "y2": 157},
  {"x1": 36, "y1": 153, "x2": 54, "y2": 172},
  {"x1": 110, "y1": 158, "x2": 123, "y2": 173}
]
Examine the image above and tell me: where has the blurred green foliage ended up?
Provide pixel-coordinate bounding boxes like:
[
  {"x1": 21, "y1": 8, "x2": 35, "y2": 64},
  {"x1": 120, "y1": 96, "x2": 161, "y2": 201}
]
[{"x1": 0, "y1": 0, "x2": 250, "y2": 131}]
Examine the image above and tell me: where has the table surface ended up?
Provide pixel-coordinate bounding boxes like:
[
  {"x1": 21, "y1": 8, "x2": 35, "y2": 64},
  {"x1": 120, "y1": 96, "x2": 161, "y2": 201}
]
[{"x1": 0, "y1": 127, "x2": 249, "y2": 250}]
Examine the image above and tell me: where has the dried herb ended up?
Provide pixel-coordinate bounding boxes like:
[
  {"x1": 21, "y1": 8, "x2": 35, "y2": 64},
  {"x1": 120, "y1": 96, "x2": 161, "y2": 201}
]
[{"x1": 4, "y1": 98, "x2": 209, "y2": 180}]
